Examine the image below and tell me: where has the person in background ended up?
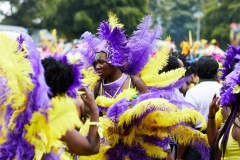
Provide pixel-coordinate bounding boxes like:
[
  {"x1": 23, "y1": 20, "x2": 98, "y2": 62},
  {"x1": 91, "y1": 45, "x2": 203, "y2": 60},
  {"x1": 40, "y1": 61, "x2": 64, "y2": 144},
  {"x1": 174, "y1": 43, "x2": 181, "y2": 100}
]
[
  {"x1": 207, "y1": 46, "x2": 240, "y2": 160},
  {"x1": 177, "y1": 55, "x2": 221, "y2": 160}
]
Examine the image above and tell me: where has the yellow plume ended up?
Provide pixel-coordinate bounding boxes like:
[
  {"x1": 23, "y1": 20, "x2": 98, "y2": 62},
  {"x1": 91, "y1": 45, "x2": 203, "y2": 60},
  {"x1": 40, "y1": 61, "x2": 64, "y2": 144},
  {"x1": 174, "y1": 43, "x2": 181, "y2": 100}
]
[
  {"x1": 142, "y1": 68, "x2": 186, "y2": 88},
  {"x1": 0, "y1": 34, "x2": 34, "y2": 105},
  {"x1": 141, "y1": 143, "x2": 167, "y2": 158},
  {"x1": 108, "y1": 11, "x2": 124, "y2": 29},
  {"x1": 189, "y1": 30, "x2": 193, "y2": 46},
  {"x1": 81, "y1": 67, "x2": 100, "y2": 91},
  {"x1": 67, "y1": 51, "x2": 82, "y2": 65},
  {"x1": 180, "y1": 41, "x2": 190, "y2": 55},
  {"x1": 233, "y1": 85, "x2": 240, "y2": 94},
  {"x1": 25, "y1": 96, "x2": 81, "y2": 159},
  {"x1": 215, "y1": 108, "x2": 223, "y2": 129},
  {"x1": 171, "y1": 125, "x2": 209, "y2": 147},
  {"x1": 96, "y1": 88, "x2": 138, "y2": 109},
  {"x1": 140, "y1": 37, "x2": 170, "y2": 77},
  {"x1": 118, "y1": 98, "x2": 178, "y2": 127},
  {"x1": 0, "y1": 34, "x2": 34, "y2": 139},
  {"x1": 40, "y1": 30, "x2": 57, "y2": 53}
]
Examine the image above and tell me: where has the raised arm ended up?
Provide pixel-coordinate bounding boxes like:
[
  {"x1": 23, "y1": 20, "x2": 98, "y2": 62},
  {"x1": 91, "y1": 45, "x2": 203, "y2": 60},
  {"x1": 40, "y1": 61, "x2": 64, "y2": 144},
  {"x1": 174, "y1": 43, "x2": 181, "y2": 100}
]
[
  {"x1": 61, "y1": 88, "x2": 100, "y2": 155},
  {"x1": 207, "y1": 94, "x2": 221, "y2": 146}
]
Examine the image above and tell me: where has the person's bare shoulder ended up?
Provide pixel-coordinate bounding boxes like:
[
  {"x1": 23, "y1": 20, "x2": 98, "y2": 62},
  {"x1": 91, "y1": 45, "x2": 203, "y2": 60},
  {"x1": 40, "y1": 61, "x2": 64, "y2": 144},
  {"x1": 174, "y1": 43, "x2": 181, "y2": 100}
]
[{"x1": 131, "y1": 75, "x2": 149, "y2": 94}]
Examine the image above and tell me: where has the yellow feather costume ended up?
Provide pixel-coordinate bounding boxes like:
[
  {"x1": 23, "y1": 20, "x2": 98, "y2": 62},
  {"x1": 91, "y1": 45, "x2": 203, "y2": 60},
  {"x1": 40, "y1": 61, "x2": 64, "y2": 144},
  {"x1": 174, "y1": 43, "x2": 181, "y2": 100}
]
[
  {"x1": 0, "y1": 33, "x2": 82, "y2": 159},
  {"x1": 78, "y1": 13, "x2": 209, "y2": 160}
]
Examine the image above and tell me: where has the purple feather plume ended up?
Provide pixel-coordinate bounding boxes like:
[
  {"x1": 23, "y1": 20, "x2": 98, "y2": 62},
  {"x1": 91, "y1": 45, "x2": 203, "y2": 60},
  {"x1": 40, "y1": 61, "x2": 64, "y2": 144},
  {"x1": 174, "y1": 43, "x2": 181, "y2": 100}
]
[
  {"x1": 97, "y1": 21, "x2": 130, "y2": 68},
  {"x1": 0, "y1": 76, "x2": 10, "y2": 107},
  {"x1": 221, "y1": 45, "x2": 240, "y2": 81},
  {"x1": 80, "y1": 32, "x2": 99, "y2": 66},
  {"x1": 143, "y1": 135, "x2": 172, "y2": 150},
  {"x1": 162, "y1": 76, "x2": 191, "y2": 90},
  {"x1": 42, "y1": 153, "x2": 61, "y2": 160},
  {"x1": 0, "y1": 33, "x2": 51, "y2": 159},
  {"x1": 106, "y1": 144, "x2": 151, "y2": 160},
  {"x1": 106, "y1": 98, "x2": 129, "y2": 123},
  {"x1": 126, "y1": 15, "x2": 162, "y2": 74}
]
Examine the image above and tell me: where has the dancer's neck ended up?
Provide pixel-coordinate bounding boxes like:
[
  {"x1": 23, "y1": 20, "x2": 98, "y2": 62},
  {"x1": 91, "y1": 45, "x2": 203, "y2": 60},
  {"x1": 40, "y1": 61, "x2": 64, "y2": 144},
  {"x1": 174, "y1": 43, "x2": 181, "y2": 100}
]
[{"x1": 105, "y1": 69, "x2": 123, "y2": 84}]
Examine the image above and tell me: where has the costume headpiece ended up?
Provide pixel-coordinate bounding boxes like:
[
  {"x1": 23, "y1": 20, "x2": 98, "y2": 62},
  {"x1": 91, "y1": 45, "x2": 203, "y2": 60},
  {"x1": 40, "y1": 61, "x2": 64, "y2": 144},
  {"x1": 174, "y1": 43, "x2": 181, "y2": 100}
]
[
  {"x1": 220, "y1": 45, "x2": 240, "y2": 106},
  {"x1": 80, "y1": 12, "x2": 162, "y2": 75}
]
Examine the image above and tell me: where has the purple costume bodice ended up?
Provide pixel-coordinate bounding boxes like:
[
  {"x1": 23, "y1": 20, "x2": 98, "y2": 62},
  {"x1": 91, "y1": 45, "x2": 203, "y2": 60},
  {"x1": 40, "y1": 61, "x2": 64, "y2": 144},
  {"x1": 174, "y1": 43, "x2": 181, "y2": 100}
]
[{"x1": 102, "y1": 73, "x2": 128, "y2": 98}]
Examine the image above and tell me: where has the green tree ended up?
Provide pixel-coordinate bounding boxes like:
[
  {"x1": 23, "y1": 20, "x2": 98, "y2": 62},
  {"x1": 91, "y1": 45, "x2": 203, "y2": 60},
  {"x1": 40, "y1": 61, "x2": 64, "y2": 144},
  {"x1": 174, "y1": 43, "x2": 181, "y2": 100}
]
[
  {"x1": 0, "y1": 0, "x2": 43, "y2": 32},
  {"x1": 1, "y1": 0, "x2": 151, "y2": 38},
  {"x1": 149, "y1": 0, "x2": 204, "y2": 47},
  {"x1": 201, "y1": 0, "x2": 240, "y2": 50}
]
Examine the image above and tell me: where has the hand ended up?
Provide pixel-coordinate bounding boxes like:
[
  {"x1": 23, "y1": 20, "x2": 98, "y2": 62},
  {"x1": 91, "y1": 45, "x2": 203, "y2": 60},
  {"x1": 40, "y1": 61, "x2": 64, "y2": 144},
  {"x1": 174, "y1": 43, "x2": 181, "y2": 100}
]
[
  {"x1": 209, "y1": 94, "x2": 220, "y2": 118},
  {"x1": 79, "y1": 88, "x2": 98, "y2": 111}
]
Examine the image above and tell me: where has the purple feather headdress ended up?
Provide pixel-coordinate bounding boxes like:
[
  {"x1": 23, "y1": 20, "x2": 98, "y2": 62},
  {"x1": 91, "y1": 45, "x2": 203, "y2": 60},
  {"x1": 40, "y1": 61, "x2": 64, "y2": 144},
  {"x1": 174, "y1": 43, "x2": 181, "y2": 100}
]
[
  {"x1": 80, "y1": 14, "x2": 162, "y2": 75},
  {"x1": 220, "y1": 45, "x2": 240, "y2": 106},
  {"x1": 79, "y1": 32, "x2": 100, "y2": 66},
  {"x1": 80, "y1": 21, "x2": 130, "y2": 69}
]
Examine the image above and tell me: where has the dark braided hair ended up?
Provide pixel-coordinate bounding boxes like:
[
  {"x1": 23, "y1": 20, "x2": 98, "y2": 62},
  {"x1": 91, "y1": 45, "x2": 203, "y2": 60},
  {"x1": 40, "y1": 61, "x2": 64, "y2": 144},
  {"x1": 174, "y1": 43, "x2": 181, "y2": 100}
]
[
  {"x1": 42, "y1": 57, "x2": 74, "y2": 97},
  {"x1": 216, "y1": 95, "x2": 240, "y2": 157},
  {"x1": 159, "y1": 56, "x2": 180, "y2": 74},
  {"x1": 195, "y1": 56, "x2": 218, "y2": 79}
]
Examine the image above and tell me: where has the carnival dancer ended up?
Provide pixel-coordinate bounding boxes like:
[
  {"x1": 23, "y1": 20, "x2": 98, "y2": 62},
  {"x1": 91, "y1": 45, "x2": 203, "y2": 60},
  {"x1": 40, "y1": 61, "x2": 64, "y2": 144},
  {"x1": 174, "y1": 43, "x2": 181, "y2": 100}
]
[
  {"x1": 76, "y1": 13, "x2": 210, "y2": 160},
  {"x1": 0, "y1": 33, "x2": 100, "y2": 159}
]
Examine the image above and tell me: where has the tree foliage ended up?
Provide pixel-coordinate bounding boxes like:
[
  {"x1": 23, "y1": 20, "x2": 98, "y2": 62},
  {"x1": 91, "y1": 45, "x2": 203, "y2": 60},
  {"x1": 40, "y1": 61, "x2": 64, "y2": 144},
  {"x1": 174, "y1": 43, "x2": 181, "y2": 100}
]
[
  {"x1": 201, "y1": 0, "x2": 240, "y2": 50},
  {"x1": 149, "y1": 0, "x2": 204, "y2": 47},
  {"x1": 0, "y1": 0, "x2": 151, "y2": 38}
]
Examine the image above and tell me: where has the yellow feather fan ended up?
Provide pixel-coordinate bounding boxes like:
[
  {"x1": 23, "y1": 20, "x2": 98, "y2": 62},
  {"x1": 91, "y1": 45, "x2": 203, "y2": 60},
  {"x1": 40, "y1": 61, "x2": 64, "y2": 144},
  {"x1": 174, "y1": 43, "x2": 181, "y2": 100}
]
[
  {"x1": 118, "y1": 98, "x2": 178, "y2": 127},
  {"x1": 142, "y1": 68, "x2": 186, "y2": 88},
  {"x1": 96, "y1": 88, "x2": 138, "y2": 109},
  {"x1": 81, "y1": 67, "x2": 100, "y2": 91},
  {"x1": 0, "y1": 34, "x2": 34, "y2": 107},
  {"x1": 108, "y1": 11, "x2": 124, "y2": 29},
  {"x1": 170, "y1": 125, "x2": 209, "y2": 147},
  {"x1": 25, "y1": 96, "x2": 81, "y2": 160},
  {"x1": 140, "y1": 37, "x2": 170, "y2": 77},
  {"x1": 0, "y1": 34, "x2": 34, "y2": 142}
]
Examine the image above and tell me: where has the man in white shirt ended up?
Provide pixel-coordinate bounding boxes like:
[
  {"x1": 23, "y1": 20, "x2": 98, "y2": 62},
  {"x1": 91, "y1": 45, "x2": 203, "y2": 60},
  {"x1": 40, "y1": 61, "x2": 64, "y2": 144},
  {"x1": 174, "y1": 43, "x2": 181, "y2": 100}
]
[
  {"x1": 185, "y1": 56, "x2": 221, "y2": 128},
  {"x1": 177, "y1": 55, "x2": 221, "y2": 160}
]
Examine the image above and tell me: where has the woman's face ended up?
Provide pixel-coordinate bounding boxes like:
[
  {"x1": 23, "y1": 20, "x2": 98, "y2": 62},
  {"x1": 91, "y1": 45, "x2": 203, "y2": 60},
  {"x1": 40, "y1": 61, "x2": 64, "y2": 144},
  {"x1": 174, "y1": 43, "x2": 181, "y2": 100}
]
[{"x1": 94, "y1": 52, "x2": 115, "y2": 79}]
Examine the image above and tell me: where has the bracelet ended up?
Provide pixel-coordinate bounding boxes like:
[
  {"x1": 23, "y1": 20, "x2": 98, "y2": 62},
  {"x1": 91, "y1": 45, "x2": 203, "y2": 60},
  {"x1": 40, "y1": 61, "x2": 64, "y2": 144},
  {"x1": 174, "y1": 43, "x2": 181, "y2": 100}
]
[
  {"x1": 208, "y1": 115, "x2": 215, "y2": 119},
  {"x1": 88, "y1": 122, "x2": 101, "y2": 126},
  {"x1": 87, "y1": 122, "x2": 103, "y2": 138}
]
